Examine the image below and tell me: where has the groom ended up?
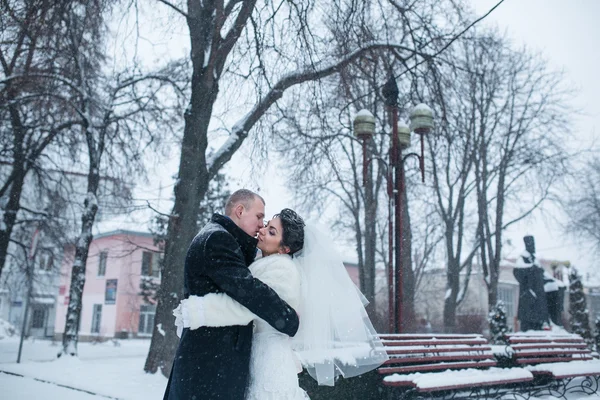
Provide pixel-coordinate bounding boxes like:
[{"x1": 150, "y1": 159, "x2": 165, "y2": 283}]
[{"x1": 163, "y1": 189, "x2": 300, "y2": 400}]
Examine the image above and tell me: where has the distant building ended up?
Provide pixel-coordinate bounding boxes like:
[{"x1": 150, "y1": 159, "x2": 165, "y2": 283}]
[
  {"x1": 54, "y1": 230, "x2": 161, "y2": 341},
  {"x1": 0, "y1": 243, "x2": 59, "y2": 338}
]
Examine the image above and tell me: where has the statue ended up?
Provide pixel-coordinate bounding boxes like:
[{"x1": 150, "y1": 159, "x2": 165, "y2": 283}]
[{"x1": 513, "y1": 235, "x2": 549, "y2": 331}]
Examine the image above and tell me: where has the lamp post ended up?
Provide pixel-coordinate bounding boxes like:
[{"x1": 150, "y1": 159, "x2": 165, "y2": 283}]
[{"x1": 353, "y1": 76, "x2": 433, "y2": 333}]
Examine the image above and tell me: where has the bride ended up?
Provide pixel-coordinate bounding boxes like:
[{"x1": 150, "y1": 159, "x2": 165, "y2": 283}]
[{"x1": 174, "y1": 208, "x2": 388, "y2": 399}]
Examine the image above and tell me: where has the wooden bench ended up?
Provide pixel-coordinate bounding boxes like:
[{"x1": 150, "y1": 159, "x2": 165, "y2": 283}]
[
  {"x1": 506, "y1": 332, "x2": 600, "y2": 382},
  {"x1": 377, "y1": 333, "x2": 533, "y2": 398}
]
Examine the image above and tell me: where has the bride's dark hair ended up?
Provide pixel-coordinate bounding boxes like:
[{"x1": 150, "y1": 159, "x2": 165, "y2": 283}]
[{"x1": 274, "y1": 208, "x2": 305, "y2": 256}]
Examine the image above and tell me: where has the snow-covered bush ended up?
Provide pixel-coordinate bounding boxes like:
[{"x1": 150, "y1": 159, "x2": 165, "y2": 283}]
[
  {"x1": 568, "y1": 268, "x2": 593, "y2": 348},
  {"x1": 488, "y1": 301, "x2": 510, "y2": 344},
  {"x1": 0, "y1": 318, "x2": 17, "y2": 339}
]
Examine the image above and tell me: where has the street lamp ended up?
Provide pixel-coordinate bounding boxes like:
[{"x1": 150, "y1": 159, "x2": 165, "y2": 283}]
[
  {"x1": 353, "y1": 109, "x2": 376, "y2": 186},
  {"x1": 353, "y1": 76, "x2": 434, "y2": 333}
]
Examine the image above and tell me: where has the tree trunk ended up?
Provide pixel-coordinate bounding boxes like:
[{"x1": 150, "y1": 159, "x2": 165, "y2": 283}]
[
  {"x1": 443, "y1": 221, "x2": 460, "y2": 332},
  {"x1": 488, "y1": 169, "x2": 506, "y2": 308},
  {"x1": 61, "y1": 153, "x2": 100, "y2": 356},
  {"x1": 443, "y1": 263, "x2": 459, "y2": 332},
  {"x1": 0, "y1": 98, "x2": 27, "y2": 279},
  {"x1": 144, "y1": 61, "x2": 215, "y2": 374},
  {"x1": 0, "y1": 170, "x2": 25, "y2": 279}
]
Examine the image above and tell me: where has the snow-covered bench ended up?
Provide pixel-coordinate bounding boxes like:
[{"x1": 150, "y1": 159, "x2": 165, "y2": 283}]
[
  {"x1": 506, "y1": 331, "x2": 600, "y2": 377},
  {"x1": 377, "y1": 334, "x2": 533, "y2": 399},
  {"x1": 504, "y1": 331, "x2": 600, "y2": 397}
]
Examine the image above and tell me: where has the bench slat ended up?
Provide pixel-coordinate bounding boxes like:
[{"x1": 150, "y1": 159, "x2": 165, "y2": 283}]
[
  {"x1": 382, "y1": 339, "x2": 487, "y2": 346},
  {"x1": 516, "y1": 356, "x2": 593, "y2": 365},
  {"x1": 379, "y1": 334, "x2": 483, "y2": 340},
  {"x1": 384, "y1": 354, "x2": 493, "y2": 365},
  {"x1": 416, "y1": 377, "x2": 532, "y2": 392},
  {"x1": 508, "y1": 338, "x2": 583, "y2": 344},
  {"x1": 514, "y1": 349, "x2": 591, "y2": 357},
  {"x1": 379, "y1": 360, "x2": 497, "y2": 375},
  {"x1": 511, "y1": 343, "x2": 588, "y2": 350},
  {"x1": 385, "y1": 346, "x2": 492, "y2": 355}
]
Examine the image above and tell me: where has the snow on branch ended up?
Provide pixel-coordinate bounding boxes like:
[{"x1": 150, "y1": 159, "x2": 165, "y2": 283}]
[{"x1": 207, "y1": 41, "x2": 425, "y2": 178}]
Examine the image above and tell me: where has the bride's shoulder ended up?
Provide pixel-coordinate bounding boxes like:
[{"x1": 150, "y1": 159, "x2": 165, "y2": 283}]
[
  {"x1": 252, "y1": 253, "x2": 293, "y2": 267},
  {"x1": 250, "y1": 253, "x2": 295, "y2": 273}
]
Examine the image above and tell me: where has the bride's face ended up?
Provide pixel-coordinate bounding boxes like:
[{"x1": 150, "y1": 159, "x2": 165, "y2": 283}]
[{"x1": 257, "y1": 217, "x2": 290, "y2": 256}]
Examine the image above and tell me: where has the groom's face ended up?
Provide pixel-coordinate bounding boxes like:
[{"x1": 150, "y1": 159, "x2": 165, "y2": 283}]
[{"x1": 237, "y1": 197, "x2": 265, "y2": 237}]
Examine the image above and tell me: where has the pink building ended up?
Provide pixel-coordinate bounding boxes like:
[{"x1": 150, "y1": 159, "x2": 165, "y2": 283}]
[{"x1": 54, "y1": 230, "x2": 161, "y2": 341}]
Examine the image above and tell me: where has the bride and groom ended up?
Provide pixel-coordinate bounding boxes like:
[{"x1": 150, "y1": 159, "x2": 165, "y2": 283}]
[{"x1": 163, "y1": 189, "x2": 387, "y2": 400}]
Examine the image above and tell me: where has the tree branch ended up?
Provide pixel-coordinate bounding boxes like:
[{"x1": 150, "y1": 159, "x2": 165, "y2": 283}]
[
  {"x1": 156, "y1": 0, "x2": 189, "y2": 18},
  {"x1": 207, "y1": 41, "x2": 424, "y2": 178}
]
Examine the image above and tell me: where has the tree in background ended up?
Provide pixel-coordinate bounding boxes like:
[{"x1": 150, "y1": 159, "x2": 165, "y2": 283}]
[
  {"x1": 0, "y1": 0, "x2": 87, "y2": 279},
  {"x1": 569, "y1": 268, "x2": 593, "y2": 348},
  {"x1": 565, "y1": 158, "x2": 600, "y2": 255},
  {"x1": 421, "y1": 28, "x2": 572, "y2": 330},
  {"x1": 54, "y1": 1, "x2": 186, "y2": 356}
]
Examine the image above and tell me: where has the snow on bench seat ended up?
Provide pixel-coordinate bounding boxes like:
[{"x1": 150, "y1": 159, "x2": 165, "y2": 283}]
[
  {"x1": 379, "y1": 359, "x2": 497, "y2": 375},
  {"x1": 506, "y1": 332, "x2": 594, "y2": 366},
  {"x1": 525, "y1": 360, "x2": 600, "y2": 379},
  {"x1": 383, "y1": 367, "x2": 533, "y2": 392}
]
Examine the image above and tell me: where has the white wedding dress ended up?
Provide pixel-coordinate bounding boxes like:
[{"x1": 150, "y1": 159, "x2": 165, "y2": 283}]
[{"x1": 177, "y1": 254, "x2": 309, "y2": 400}]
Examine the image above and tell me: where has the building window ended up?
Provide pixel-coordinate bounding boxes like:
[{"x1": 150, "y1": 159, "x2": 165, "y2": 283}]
[
  {"x1": 91, "y1": 304, "x2": 102, "y2": 333},
  {"x1": 498, "y1": 285, "x2": 517, "y2": 329},
  {"x1": 98, "y1": 251, "x2": 108, "y2": 276},
  {"x1": 105, "y1": 279, "x2": 118, "y2": 304},
  {"x1": 31, "y1": 308, "x2": 46, "y2": 329},
  {"x1": 141, "y1": 252, "x2": 161, "y2": 278},
  {"x1": 138, "y1": 304, "x2": 156, "y2": 335},
  {"x1": 37, "y1": 252, "x2": 54, "y2": 271}
]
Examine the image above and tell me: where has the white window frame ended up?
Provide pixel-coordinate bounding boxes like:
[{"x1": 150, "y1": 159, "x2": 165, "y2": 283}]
[
  {"x1": 98, "y1": 251, "x2": 108, "y2": 276},
  {"x1": 91, "y1": 304, "x2": 102, "y2": 334},
  {"x1": 138, "y1": 304, "x2": 156, "y2": 336},
  {"x1": 141, "y1": 252, "x2": 161, "y2": 278}
]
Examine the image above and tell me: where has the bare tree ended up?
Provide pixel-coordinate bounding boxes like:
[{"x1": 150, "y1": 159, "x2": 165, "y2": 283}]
[
  {"x1": 46, "y1": 1, "x2": 187, "y2": 356},
  {"x1": 467, "y1": 33, "x2": 572, "y2": 308},
  {"x1": 423, "y1": 48, "x2": 479, "y2": 332},
  {"x1": 422, "y1": 29, "x2": 572, "y2": 330},
  {"x1": 0, "y1": 0, "x2": 88, "y2": 279},
  {"x1": 565, "y1": 157, "x2": 600, "y2": 255}
]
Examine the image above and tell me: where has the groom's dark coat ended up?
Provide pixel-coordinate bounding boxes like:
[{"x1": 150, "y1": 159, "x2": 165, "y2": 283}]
[{"x1": 163, "y1": 214, "x2": 300, "y2": 400}]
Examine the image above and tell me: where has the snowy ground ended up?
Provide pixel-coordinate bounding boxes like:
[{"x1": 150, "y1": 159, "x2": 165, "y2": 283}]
[
  {"x1": 0, "y1": 337, "x2": 167, "y2": 399},
  {"x1": 1, "y1": 336, "x2": 600, "y2": 399}
]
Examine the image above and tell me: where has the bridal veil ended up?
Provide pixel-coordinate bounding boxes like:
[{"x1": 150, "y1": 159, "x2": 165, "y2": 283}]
[{"x1": 291, "y1": 224, "x2": 389, "y2": 386}]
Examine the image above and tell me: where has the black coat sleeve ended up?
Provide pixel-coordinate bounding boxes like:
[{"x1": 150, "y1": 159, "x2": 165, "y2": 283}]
[{"x1": 203, "y1": 231, "x2": 300, "y2": 337}]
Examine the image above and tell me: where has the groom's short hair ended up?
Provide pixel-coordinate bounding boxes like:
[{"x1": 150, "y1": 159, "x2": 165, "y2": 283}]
[{"x1": 224, "y1": 189, "x2": 265, "y2": 216}]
